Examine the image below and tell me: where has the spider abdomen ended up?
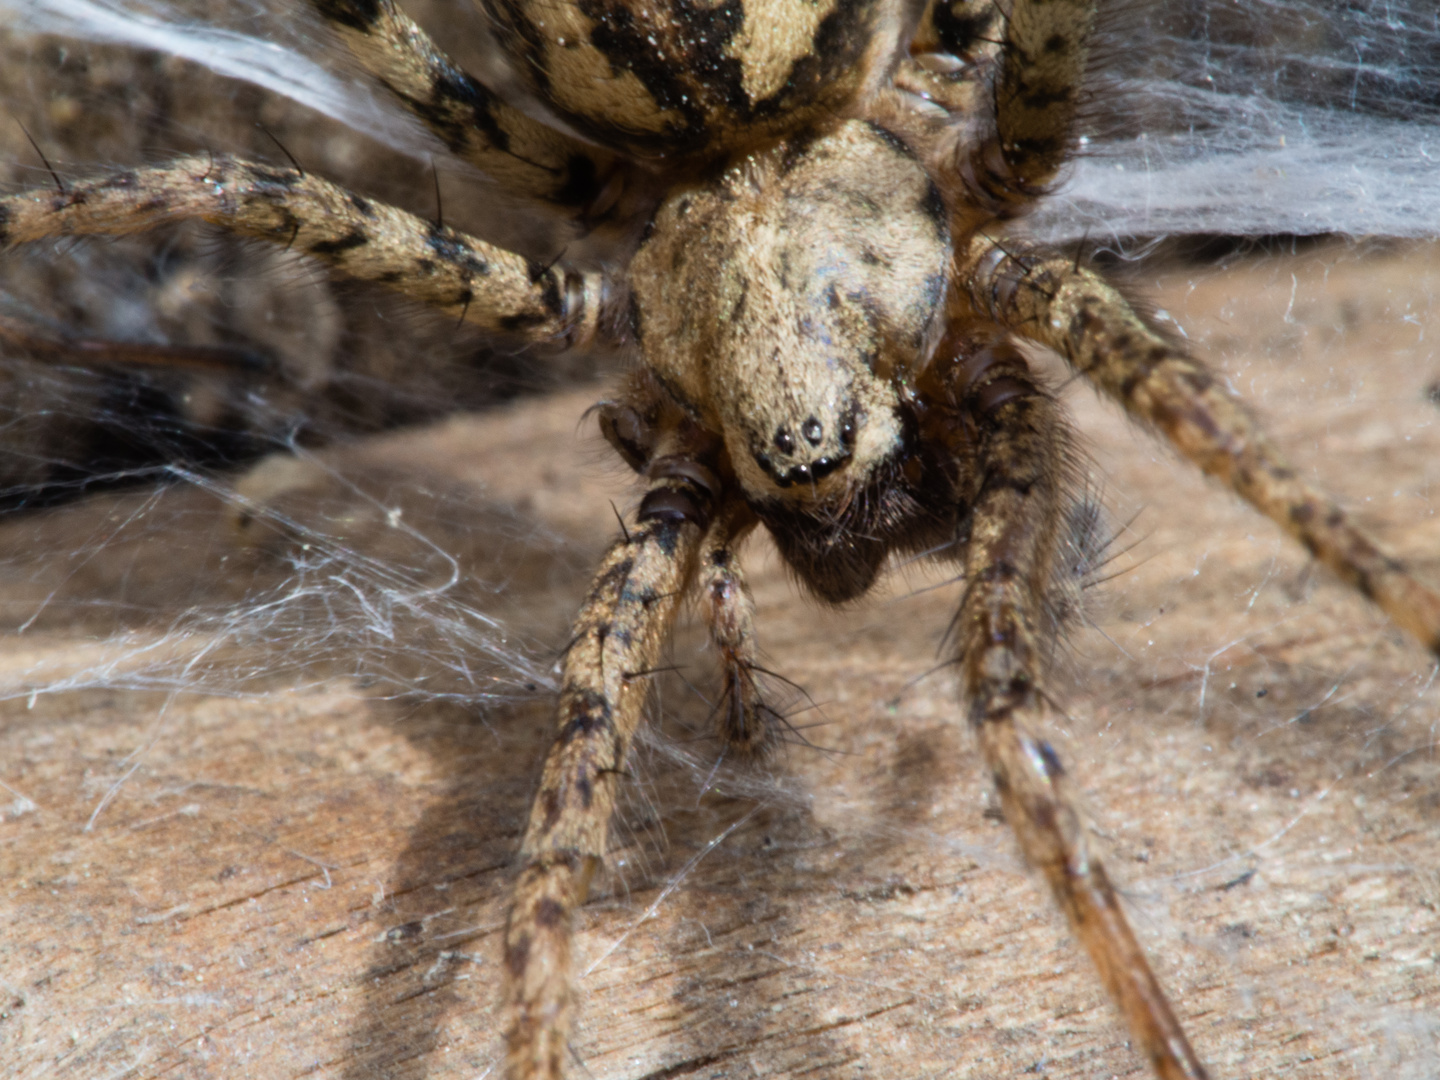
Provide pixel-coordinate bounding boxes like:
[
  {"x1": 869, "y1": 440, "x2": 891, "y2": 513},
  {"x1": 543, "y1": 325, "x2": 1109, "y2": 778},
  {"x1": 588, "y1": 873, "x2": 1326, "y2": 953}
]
[{"x1": 479, "y1": 0, "x2": 913, "y2": 158}]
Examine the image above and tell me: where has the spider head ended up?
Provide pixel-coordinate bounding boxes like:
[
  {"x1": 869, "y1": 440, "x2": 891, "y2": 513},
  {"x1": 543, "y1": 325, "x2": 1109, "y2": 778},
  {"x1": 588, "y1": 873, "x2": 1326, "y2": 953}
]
[{"x1": 630, "y1": 118, "x2": 951, "y2": 509}]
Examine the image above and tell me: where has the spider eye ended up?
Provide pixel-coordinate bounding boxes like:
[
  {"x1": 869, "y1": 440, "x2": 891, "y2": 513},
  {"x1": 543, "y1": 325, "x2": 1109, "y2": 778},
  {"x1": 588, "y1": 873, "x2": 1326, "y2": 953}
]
[
  {"x1": 774, "y1": 428, "x2": 796, "y2": 454},
  {"x1": 802, "y1": 417, "x2": 823, "y2": 445}
]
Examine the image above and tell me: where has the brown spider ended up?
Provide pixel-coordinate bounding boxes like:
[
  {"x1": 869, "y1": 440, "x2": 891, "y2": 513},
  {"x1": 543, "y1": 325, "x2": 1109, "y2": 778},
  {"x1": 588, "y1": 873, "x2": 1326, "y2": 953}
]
[{"x1": 3, "y1": 0, "x2": 1440, "y2": 1078}]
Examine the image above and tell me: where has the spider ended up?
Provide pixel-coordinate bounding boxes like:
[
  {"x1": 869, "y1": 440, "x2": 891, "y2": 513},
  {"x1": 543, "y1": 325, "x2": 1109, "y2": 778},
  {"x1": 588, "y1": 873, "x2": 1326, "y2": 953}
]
[{"x1": 3, "y1": 0, "x2": 1440, "y2": 1077}]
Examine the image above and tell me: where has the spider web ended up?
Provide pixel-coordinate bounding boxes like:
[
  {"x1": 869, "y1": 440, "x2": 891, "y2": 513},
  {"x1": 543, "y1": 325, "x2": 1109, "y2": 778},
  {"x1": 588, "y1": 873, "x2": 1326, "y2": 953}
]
[
  {"x1": 0, "y1": 0, "x2": 615, "y2": 711},
  {"x1": 1040, "y1": 0, "x2": 1440, "y2": 242}
]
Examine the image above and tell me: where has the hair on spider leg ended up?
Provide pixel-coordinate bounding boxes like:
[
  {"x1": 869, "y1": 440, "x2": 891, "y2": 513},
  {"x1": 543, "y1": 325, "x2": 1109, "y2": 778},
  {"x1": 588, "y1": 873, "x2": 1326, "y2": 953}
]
[
  {"x1": 730, "y1": 668, "x2": 849, "y2": 757},
  {"x1": 621, "y1": 662, "x2": 687, "y2": 685},
  {"x1": 428, "y1": 156, "x2": 444, "y2": 230},
  {"x1": 15, "y1": 119, "x2": 65, "y2": 195},
  {"x1": 897, "y1": 474, "x2": 1123, "y2": 699},
  {"x1": 1063, "y1": 516, "x2": 1156, "y2": 604},
  {"x1": 1048, "y1": 492, "x2": 1118, "y2": 599},
  {"x1": 607, "y1": 500, "x2": 631, "y2": 543},
  {"x1": 662, "y1": 649, "x2": 843, "y2": 762},
  {"x1": 255, "y1": 122, "x2": 305, "y2": 178},
  {"x1": 635, "y1": 652, "x2": 848, "y2": 832}
]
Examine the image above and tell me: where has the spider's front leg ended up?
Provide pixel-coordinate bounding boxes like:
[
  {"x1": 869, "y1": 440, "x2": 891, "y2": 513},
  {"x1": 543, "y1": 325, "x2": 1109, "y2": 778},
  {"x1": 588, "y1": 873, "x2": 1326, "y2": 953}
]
[
  {"x1": 0, "y1": 158, "x2": 600, "y2": 348},
  {"x1": 504, "y1": 426, "x2": 734, "y2": 1080},
  {"x1": 599, "y1": 390, "x2": 777, "y2": 758},
  {"x1": 941, "y1": 335, "x2": 1209, "y2": 1079},
  {"x1": 912, "y1": 0, "x2": 1097, "y2": 227},
  {"x1": 696, "y1": 505, "x2": 789, "y2": 757},
  {"x1": 963, "y1": 235, "x2": 1440, "y2": 657}
]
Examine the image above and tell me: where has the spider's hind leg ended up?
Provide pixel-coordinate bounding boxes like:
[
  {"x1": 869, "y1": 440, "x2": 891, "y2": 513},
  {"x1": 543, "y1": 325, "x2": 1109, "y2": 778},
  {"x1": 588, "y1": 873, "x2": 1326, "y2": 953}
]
[{"x1": 940, "y1": 335, "x2": 1209, "y2": 1079}]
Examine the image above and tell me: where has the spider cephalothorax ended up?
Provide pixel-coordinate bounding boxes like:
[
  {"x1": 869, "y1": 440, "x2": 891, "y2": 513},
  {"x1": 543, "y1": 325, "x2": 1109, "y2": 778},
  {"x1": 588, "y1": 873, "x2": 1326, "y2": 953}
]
[
  {"x1": 5, "y1": 0, "x2": 1440, "y2": 1078},
  {"x1": 626, "y1": 119, "x2": 954, "y2": 600}
]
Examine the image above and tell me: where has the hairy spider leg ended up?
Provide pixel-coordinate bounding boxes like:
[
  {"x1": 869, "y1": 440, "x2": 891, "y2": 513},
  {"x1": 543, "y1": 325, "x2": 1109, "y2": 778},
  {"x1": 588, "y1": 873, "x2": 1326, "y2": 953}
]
[
  {"x1": 951, "y1": 0, "x2": 1097, "y2": 224},
  {"x1": 966, "y1": 237, "x2": 1440, "y2": 658},
  {"x1": 309, "y1": 0, "x2": 619, "y2": 218},
  {"x1": 504, "y1": 462, "x2": 721, "y2": 1080},
  {"x1": 942, "y1": 337, "x2": 1210, "y2": 1080},
  {"x1": 0, "y1": 157, "x2": 600, "y2": 346},
  {"x1": 597, "y1": 387, "x2": 780, "y2": 755},
  {"x1": 695, "y1": 504, "x2": 787, "y2": 757}
]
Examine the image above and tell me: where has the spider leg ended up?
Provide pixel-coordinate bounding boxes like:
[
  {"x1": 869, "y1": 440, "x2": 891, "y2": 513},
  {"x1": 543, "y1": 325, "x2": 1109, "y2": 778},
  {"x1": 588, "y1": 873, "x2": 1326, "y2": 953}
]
[
  {"x1": 597, "y1": 383, "x2": 778, "y2": 756},
  {"x1": 964, "y1": 236, "x2": 1440, "y2": 656},
  {"x1": 944, "y1": 336, "x2": 1209, "y2": 1080},
  {"x1": 310, "y1": 0, "x2": 618, "y2": 218},
  {"x1": 950, "y1": 0, "x2": 1097, "y2": 223},
  {"x1": 0, "y1": 158, "x2": 600, "y2": 346},
  {"x1": 504, "y1": 447, "x2": 724, "y2": 1080},
  {"x1": 696, "y1": 502, "x2": 785, "y2": 757}
]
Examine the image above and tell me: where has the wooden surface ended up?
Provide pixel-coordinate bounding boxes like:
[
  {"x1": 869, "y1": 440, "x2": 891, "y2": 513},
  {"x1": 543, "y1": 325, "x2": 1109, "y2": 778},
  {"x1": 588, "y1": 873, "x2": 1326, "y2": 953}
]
[{"x1": 2, "y1": 243, "x2": 1439, "y2": 1079}]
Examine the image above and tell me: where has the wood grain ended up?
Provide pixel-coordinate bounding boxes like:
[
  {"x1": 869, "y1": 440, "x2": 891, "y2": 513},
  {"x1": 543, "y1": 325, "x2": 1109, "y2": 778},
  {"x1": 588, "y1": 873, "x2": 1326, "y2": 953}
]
[{"x1": 1, "y1": 242, "x2": 1438, "y2": 1078}]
